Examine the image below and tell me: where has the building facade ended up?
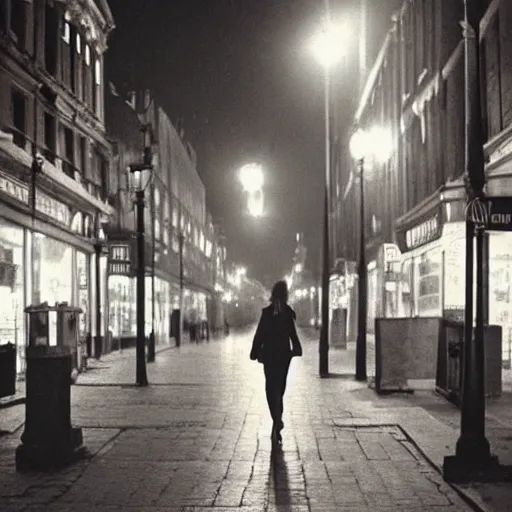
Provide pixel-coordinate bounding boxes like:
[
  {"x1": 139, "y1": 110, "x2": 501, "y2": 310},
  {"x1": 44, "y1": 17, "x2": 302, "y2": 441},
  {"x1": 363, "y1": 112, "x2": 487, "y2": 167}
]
[
  {"x1": 0, "y1": 0, "x2": 114, "y2": 373},
  {"x1": 335, "y1": 0, "x2": 512, "y2": 365},
  {"x1": 104, "y1": 85, "x2": 227, "y2": 347}
]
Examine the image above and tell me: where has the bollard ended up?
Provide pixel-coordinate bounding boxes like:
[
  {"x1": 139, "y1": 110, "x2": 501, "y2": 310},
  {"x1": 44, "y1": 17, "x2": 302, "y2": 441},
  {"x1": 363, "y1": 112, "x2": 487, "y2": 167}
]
[{"x1": 15, "y1": 346, "x2": 85, "y2": 472}]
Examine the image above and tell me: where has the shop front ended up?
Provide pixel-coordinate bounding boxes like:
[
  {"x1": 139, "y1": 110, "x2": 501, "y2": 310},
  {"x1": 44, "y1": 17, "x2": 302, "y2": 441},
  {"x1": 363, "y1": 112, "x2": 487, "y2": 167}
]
[
  {"x1": 0, "y1": 194, "x2": 103, "y2": 374},
  {"x1": 106, "y1": 235, "x2": 179, "y2": 349}
]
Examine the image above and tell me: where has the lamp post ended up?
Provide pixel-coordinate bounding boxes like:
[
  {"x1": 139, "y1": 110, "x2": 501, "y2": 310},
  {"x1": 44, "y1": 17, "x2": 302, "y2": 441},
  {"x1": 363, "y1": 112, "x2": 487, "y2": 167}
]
[
  {"x1": 443, "y1": 0, "x2": 501, "y2": 482},
  {"x1": 349, "y1": 126, "x2": 392, "y2": 382},
  {"x1": 147, "y1": 180, "x2": 156, "y2": 363},
  {"x1": 178, "y1": 231, "x2": 184, "y2": 347},
  {"x1": 309, "y1": 13, "x2": 348, "y2": 377},
  {"x1": 128, "y1": 156, "x2": 153, "y2": 387},
  {"x1": 93, "y1": 226, "x2": 106, "y2": 360},
  {"x1": 349, "y1": 129, "x2": 367, "y2": 381}
]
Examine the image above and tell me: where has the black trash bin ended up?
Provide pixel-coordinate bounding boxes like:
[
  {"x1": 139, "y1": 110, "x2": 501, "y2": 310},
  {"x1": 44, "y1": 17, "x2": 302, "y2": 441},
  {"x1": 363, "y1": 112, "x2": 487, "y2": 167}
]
[{"x1": 0, "y1": 342, "x2": 16, "y2": 398}]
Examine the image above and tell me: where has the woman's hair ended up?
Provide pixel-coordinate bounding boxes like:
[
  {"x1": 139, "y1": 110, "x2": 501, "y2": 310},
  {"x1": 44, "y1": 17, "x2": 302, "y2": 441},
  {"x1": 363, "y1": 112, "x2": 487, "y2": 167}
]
[{"x1": 270, "y1": 280, "x2": 288, "y2": 304}]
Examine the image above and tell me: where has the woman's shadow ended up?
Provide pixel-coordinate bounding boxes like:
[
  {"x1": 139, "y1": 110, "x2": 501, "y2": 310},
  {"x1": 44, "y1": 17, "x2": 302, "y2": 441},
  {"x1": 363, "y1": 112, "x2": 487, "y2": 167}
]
[{"x1": 269, "y1": 444, "x2": 292, "y2": 509}]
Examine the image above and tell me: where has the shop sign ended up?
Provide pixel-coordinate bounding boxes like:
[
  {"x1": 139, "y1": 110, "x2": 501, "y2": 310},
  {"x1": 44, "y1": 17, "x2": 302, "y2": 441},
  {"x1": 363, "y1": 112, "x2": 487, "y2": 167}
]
[
  {"x1": 0, "y1": 173, "x2": 70, "y2": 226},
  {"x1": 485, "y1": 197, "x2": 512, "y2": 231},
  {"x1": 383, "y1": 244, "x2": 401, "y2": 264},
  {"x1": 36, "y1": 191, "x2": 71, "y2": 226},
  {"x1": 404, "y1": 213, "x2": 441, "y2": 251},
  {"x1": 108, "y1": 243, "x2": 133, "y2": 275}
]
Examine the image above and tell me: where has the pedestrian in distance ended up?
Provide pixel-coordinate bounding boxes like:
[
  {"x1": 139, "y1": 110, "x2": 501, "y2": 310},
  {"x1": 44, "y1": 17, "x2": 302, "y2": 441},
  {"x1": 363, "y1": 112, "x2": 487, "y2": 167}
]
[{"x1": 250, "y1": 280, "x2": 303, "y2": 447}]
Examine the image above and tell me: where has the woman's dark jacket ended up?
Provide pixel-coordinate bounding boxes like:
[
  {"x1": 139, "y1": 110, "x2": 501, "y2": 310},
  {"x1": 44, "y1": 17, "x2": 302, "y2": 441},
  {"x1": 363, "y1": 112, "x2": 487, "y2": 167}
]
[{"x1": 250, "y1": 303, "x2": 303, "y2": 364}]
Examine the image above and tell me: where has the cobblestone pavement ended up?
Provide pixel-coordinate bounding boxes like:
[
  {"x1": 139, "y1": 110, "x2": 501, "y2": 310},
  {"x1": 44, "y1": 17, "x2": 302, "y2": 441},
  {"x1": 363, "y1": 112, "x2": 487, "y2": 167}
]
[{"x1": 0, "y1": 330, "x2": 473, "y2": 510}]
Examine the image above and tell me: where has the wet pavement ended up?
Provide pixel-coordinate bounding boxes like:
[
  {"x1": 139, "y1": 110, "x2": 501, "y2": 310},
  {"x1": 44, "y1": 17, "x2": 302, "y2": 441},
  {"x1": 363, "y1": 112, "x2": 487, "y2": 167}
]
[{"x1": 0, "y1": 328, "x2": 504, "y2": 510}]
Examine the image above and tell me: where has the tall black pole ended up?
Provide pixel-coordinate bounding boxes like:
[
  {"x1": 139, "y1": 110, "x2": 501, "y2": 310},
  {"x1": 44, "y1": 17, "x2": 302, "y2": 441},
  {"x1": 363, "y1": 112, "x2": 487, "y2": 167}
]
[
  {"x1": 178, "y1": 232, "x2": 184, "y2": 347},
  {"x1": 319, "y1": 63, "x2": 330, "y2": 378},
  {"x1": 443, "y1": 0, "x2": 498, "y2": 482},
  {"x1": 355, "y1": 158, "x2": 367, "y2": 381},
  {"x1": 94, "y1": 241, "x2": 102, "y2": 360},
  {"x1": 136, "y1": 190, "x2": 149, "y2": 386},
  {"x1": 147, "y1": 183, "x2": 156, "y2": 363},
  {"x1": 457, "y1": 0, "x2": 488, "y2": 461}
]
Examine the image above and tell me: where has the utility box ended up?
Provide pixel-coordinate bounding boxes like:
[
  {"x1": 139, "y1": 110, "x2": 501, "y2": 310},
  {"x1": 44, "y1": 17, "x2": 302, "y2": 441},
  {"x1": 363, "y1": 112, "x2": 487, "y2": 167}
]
[{"x1": 25, "y1": 303, "x2": 83, "y2": 378}]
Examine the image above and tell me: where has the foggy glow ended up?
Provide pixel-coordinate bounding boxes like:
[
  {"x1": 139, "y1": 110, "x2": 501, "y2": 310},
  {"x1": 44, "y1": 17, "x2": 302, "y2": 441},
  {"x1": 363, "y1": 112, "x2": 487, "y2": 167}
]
[
  {"x1": 309, "y1": 20, "x2": 349, "y2": 69},
  {"x1": 239, "y1": 163, "x2": 264, "y2": 193},
  {"x1": 350, "y1": 126, "x2": 394, "y2": 162},
  {"x1": 248, "y1": 190, "x2": 264, "y2": 217},
  {"x1": 349, "y1": 128, "x2": 369, "y2": 161}
]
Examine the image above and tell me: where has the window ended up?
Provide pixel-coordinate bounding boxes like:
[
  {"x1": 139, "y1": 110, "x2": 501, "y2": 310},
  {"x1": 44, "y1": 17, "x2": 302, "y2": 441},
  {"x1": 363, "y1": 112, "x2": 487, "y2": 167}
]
[
  {"x1": 85, "y1": 44, "x2": 90, "y2": 66},
  {"x1": 44, "y1": 113, "x2": 56, "y2": 163},
  {"x1": 94, "y1": 59, "x2": 101, "y2": 85},
  {"x1": 45, "y1": 5, "x2": 58, "y2": 75},
  {"x1": 78, "y1": 136, "x2": 86, "y2": 178},
  {"x1": 76, "y1": 33, "x2": 81, "y2": 54},
  {"x1": 10, "y1": 0, "x2": 26, "y2": 48},
  {"x1": 61, "y1": 17, "x2": 70, "y2": 44},
  {"x1": 94, "y1": 58, "x2": 102, "y2": 115},
  {"x1": 62, "y1": 126, "x2": 74, "y2": 178},
  {"x1": 11, "y1": 88, "x2": 26, "y2": 149},
  {"x1": 0, "y1": 0, "x2": 7, "y2": 34}
]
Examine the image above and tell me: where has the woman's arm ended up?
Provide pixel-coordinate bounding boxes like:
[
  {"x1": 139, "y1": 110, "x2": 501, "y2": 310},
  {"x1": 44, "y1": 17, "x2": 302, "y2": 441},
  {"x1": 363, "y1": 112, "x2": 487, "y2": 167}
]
[
  {"x1": 250, "y1": 310, "x2": 265, "y2": 360},
  {"x1": 290, "y1": 316, "x2": 303, "y2": 357}
]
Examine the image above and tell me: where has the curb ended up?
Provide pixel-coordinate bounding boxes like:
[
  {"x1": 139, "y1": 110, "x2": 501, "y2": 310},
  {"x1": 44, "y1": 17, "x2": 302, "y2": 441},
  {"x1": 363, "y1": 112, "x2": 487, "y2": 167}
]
[
  {"x1": 397, "y1": 424, "x2": 490, "y2": 512},
  {"x1": 0, "y1": 345, "x2": 178, "y2": 408}
]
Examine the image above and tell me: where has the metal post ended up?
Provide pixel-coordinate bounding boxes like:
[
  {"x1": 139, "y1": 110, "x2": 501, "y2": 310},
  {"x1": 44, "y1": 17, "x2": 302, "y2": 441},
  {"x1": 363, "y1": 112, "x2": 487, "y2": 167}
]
[
  {"x1": 147, "y1": 182, "x2": 156, "y2": 363},
  {"x1": 135, "y1": 190, "x2": 148, "y2": 386},
  {"x1": 355, "y1": 158, "x2": 367, "y2": 381},
  {"x1": 94, "y1": 241, "x2": 102, "y2": 360},
  {"x1": 178, "y1": 232, "x2": 184, "y2": 347},
  {"x1": 319, "y1": 65, "x2": 330, "y2": 378},
  {"x1": 443, "y1": 0, "x2": 500, "y2": 482}
]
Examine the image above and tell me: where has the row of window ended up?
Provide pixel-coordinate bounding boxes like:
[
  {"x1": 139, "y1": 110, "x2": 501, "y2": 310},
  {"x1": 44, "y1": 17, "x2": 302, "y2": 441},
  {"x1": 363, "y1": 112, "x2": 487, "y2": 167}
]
[
  {"x1": 0, "y1": 1, "x2": 103, "y2": 120},
  {"x1": 10, "y1": 85, "x2": 108, "y2": 200}
]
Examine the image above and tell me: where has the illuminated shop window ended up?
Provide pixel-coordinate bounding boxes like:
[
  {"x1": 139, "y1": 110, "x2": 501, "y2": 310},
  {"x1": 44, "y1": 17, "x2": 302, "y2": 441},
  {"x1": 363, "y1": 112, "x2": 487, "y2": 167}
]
[
  {"x1": 32, "y1": 234, "x2": 72, "y2": 306},
  {"x1": 0, "y1": 221, "x2": 24, "y2": 373}
]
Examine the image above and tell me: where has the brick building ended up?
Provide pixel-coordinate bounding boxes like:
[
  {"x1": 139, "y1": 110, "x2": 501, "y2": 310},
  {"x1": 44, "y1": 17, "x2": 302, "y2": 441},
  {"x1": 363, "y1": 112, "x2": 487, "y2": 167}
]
[
  {"x1": 334, "y1": 0, "x2": 512, "y2": 365},
  {"x1": 0, "y1": 0, "x2": 114, "y2": 373}
]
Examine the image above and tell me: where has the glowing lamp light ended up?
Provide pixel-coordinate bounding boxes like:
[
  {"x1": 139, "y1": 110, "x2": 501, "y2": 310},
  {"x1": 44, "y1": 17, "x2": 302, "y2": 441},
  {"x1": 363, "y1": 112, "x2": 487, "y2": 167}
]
[
  {"x1": 248, "y1": 190, "x2": 264, "y2": 217},
  {"x1": 349, "y1": 126, "x2": 394, "y2": 162},
  {"x1": 349, "y1": 128, "x2": 369, "y2": 161},
  {"x1": 239, "y1": 163, "x2": 264, "y2": 193},
  {"x1": 369, "y1": 126, "x2": 393, "y2": 163},
  {"x1": 309, "y1": 20, "x2": 349, "y2": 69}
]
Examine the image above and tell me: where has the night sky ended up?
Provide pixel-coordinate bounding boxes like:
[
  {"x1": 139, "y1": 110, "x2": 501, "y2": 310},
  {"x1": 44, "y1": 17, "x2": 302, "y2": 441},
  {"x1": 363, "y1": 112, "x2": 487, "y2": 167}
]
[{"x1": 105, "y1": 0, "x2": 400, "y2": 284}]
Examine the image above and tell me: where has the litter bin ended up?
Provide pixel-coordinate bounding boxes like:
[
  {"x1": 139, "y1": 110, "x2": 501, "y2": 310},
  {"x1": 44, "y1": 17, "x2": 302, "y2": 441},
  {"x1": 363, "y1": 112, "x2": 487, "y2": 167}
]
[
  {"x1": 15, "y1": 346, "x2": 85, "y2": 472},
  {"x1": 0, "y1": 342, "x2": 16, "y2": 398}
]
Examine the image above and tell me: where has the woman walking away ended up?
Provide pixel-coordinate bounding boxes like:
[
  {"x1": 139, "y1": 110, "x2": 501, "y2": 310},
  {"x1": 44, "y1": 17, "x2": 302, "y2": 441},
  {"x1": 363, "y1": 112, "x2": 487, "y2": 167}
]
[{"x1": 250, "y1": 280, "x2": 303, "y2": 447}]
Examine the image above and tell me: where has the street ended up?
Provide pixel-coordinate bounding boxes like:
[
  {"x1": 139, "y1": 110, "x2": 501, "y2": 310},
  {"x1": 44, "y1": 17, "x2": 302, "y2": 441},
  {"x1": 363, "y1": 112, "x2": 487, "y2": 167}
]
[{"x1": 0, "y1": 329, "x2": 472, "y2": 511}]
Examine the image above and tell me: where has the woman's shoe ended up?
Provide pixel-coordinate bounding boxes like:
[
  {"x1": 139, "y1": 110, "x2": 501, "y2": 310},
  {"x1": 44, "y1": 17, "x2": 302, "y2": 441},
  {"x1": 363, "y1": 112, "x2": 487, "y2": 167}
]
[{"x1": 271, "y1": 424, "x2": 281, "y2": 446}]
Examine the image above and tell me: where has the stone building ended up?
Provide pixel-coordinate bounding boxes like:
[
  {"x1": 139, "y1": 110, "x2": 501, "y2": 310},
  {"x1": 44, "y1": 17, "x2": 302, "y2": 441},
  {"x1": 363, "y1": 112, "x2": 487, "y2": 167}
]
[
  {"x1": 334, "y1": 0, "x2": 512, "y2": 367},
  {"x1": 0, "y1": 0, "x2": 114, "y2": 373}
]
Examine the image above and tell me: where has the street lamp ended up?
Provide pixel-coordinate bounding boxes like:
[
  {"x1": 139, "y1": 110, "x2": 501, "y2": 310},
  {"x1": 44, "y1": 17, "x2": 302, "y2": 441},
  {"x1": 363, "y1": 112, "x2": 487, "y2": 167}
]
[
  {"x1": 128, "y1": 156, "x2": 153, "y2": 387},
  {"x1": 247, "y1": 189, "x2": 264, "y2": 218},
  {"x1": 239, "y1": 163, "x2": 264, "y2": 193},
  {"x1": 178, "y1": 231, "x2": 184, "y2": 348},
  {"x1": 93, "y1": 225, "x2": 107, "y2": 360},
  {"x1": 309, "y1": 13, "x2": 349, "y2": 378},
  {"x1": 349, "y1": 126, "x2": 392, "y2": 381}
]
